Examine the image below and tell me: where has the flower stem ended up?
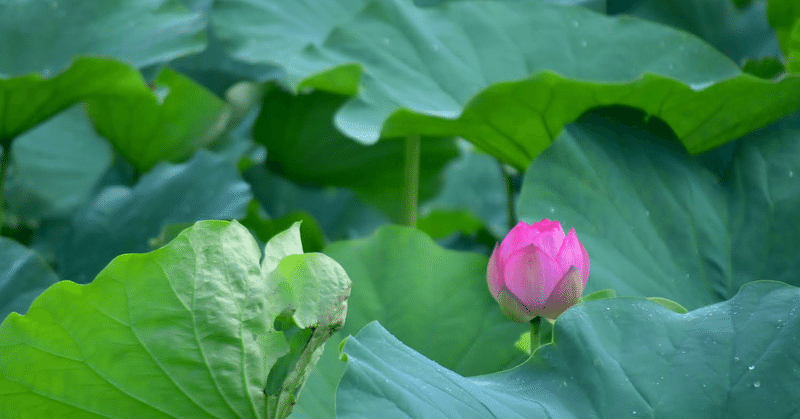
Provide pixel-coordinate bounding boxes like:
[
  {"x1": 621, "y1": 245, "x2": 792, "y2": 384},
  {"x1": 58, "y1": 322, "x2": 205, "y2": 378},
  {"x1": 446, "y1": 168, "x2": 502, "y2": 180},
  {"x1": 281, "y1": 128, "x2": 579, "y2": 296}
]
[
  {"x1": 499, "y1": 161, "x2": 516, "y2": 230},
  {"x1": 402, "y1": 135, "x2": 421, "y2": 227},
  {"x1": 530, "y1": 316, "x2": 553, "y2": 352},
  {"x1": 0, "y1": 146, "x2": 10, "y2": 229}
]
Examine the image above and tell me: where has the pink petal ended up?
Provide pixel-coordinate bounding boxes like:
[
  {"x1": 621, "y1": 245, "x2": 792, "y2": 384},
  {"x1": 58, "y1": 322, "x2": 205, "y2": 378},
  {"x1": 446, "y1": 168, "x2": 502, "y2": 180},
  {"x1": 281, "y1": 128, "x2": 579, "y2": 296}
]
[
  {"x1": 536, "y1": 267, "x2": 585, "y2": 319},
  {"x1": 500, "y1": 221, "x2": 541, "y2": 262},
  {"x1": 487, "y1": 243, "x2": 504, "y2": 299},
  {"x1": 557, "y1": 228, "x2": 591, "y2": 286},
  {"x1": 493, "y1": 287, "x2": 535, "y2": 322},
  {"x1": 529, "y1": 221, "x2": 566, "y2": 259},
  {"x1": 531, "y1": 219, "x2": 561, "y2": 232},
  {"x1": 503, "y1": 244, "x2": 566, "y2": 307}
]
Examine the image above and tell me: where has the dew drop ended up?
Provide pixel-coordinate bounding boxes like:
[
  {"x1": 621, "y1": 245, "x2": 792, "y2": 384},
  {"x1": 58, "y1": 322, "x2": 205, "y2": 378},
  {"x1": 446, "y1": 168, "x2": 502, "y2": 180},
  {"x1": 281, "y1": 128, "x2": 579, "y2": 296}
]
[
  {"x1": 549, "y1": 207, "x2": 555, "y2": 213},
  {"x1": 572, "y1": 20, "x2": 579, "y2": 27},
  {"x1": 790, "y1": 170, "x2": 795, "y2": 178},
  {"x1": 753, "y1": 381, "x2": 761, "y2": 388},
  {"x1": 581, "y1": 40, "x2": 587, "y2": 47},
  {"x1": 734, "y1": 356, "x2": 740, "y2": 362},
  {"x1": 749, "y1": 365, "x2": 755, "y2": 370},
  {"x1": 632, "y1": 410, "x2": 637, "y2": 415},
  {"x1": 382, "y1": 38, "x2": 390, "y2": 45}
]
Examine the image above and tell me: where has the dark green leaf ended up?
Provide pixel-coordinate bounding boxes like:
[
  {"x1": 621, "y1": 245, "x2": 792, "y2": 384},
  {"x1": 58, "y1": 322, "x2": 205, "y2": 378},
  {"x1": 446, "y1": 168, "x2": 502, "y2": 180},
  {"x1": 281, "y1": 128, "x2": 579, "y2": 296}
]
[
  {"x1": 741, "y1": 56, "x2": 785, "y2": 79},
  {"x1": 238, "y1": 201, "x2": 326, "y2": 253},
  {"x1": 244, "y1": 165, "x2": 390, "y2": 241},
  {"x1": 254, "y1": 87, "x2": 457, "y2": 220},
  {"x1": 767, "y1": 0, "x2": 800, "y2": 57},
  {"x1": 0, "y1": 58, "x2": 144, "y2": 145},
  {"x1": 86, "y1": 68, "x2": 230, "y2": 172},
  {"x1": 214, "y1": 0, "x2": 800, "y2": 169},
  {"x1": 608, "y1": 0, "x2": 779, "y2": 63},
  {"x1": 0, "y1": 0, "x2": 205, "y2": 77},
  {"x1": 338, "y1": 281, "x2": 800, "y2": 418},
  {"x1": 518, "y1": 110, "x2": 800, "y2": 309},
  {"x1": 416, "y1": 209, "x2": 485, "y2": 239},
  {"x1": 54, "y1": 150, "x2": 251, "y2": 283},
  {"x1": 0, "y1": 238, "x2": 60, "y2": 319},
  {"x1": 6, "y1": 105, "x2": 113, "y2": 221},
  {"x1": 291, "y1": 226, "x2": 529, "y2": 418}
]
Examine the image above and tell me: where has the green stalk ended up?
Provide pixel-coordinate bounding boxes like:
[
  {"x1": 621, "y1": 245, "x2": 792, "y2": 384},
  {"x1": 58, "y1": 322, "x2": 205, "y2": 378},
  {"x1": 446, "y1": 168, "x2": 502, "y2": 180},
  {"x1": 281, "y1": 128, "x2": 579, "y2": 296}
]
[
  {"x1": 499, "y1": 161, "x2": 516, "y2": 229},
  {"x1": 0, "y1": 146, "x2": 10, "y2": 229},
  {"x1": 402, "y1": 135, "x2": 421, "y2": 227},
  {"x1": 530, "y1": 316, "x2": 553, "y2": 352},
  {"x1": 270, "y1": 325, "x2": 337, "y2": 419},
  {"x1": 530, "y1": 316, "x2": 542, "y2": 351}
]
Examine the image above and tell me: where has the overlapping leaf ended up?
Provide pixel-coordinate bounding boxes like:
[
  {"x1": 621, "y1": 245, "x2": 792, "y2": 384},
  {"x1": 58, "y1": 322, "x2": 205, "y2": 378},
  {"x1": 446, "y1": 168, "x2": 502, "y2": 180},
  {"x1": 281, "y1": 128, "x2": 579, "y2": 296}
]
[
  {"x1": 0, "y1": 59, "x2": 229, "y2": 172},
  {"x1": 52, "y1": 151, "x2": 251, "y2": 284},
  {"x1": 85, "y1": 68, "x2": 230, "y2": 172},
  {"x1": 0, "y1": 238, "x2": 60, "y2": 319},
  {"x1": 608, "y1": 0, "x2": 780, "y2": 63},
  {"x1": 0, "y1": 0, "x2": 205, "y2": 77},
  {"x1": 244, "y1": 165, "x2": 390, "y2": 241},
  {"x1": 0, "y1": 221, "x2": 352, "y2": 419},
  {"x1": 290, "y1": 226, "x2": 528, "y2": 418},
  {"x1": 518, "y1": 110, "x2": 800, "y2": 309},
  {"x1": 767, "y1": 0, "x2": 800, "y2": 57},
  {"x1": 0, "y1": 58, "x2": 143, "y2": 145},
  {"x1": 213, "y1": 0, "x2": 800, "y2": 169},
  {"x1": 337, "y1": 281, "x2": 800, "y2": 418},
  {"x1": 253, "y1": 87, "x2": 457, "y2": 220},
  {"x1": 6, "y1": 106, "x2": 113, "y2": 220}
]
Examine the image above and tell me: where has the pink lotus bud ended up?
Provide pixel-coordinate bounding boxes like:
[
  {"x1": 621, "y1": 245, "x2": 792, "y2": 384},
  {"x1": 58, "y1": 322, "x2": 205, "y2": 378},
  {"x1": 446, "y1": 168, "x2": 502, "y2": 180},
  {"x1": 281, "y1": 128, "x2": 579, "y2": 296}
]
[{"x1": 487, "y1": 219, "x2": 590, "y2": 321}]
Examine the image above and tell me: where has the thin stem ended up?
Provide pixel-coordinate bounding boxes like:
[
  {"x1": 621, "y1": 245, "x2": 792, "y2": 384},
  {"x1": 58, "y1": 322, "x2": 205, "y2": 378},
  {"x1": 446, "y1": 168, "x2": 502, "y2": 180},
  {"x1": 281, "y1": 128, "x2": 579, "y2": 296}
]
[
  {"x1": 0, "y1": 146, "x2": 10, "y2": 229},
  {"x1": 402, "y1": 135, "x2": 421, "y2": 227},
  {"x1": 529, "y1": 316, "x2": 553, "y2": 352},
  {"x1": 500, "y1": 161, "x2": 516, "y2": 229},
  {"x1": 272, "y1": 325, "x2": 337, "y2": 419},
  {"x1": 530, "y1": 316, "x2": 542, "y2": 351}
]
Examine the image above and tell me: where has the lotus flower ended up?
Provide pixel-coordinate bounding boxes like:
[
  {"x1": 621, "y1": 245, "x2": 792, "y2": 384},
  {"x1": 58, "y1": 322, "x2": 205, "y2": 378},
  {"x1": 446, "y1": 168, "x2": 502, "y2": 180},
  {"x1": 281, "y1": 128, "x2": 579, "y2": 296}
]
[{"x1": 488, "y1": 219, "x2": 590, "y2": 321}]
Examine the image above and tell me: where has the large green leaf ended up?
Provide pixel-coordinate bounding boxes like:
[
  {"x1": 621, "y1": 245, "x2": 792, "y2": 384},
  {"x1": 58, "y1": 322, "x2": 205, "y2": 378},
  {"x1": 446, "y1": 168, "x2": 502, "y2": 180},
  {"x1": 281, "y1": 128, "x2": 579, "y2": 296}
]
[
  {"x1": 212, "y1": 0, "x2": 800, "y2": 169},
  {"x1": 6, "y1": 105, "x2": 113, "y2": 221},
  {"x1": 607, "y1": 0, "x2": 780, "y2": 63},
  {"x1": 85, "y1": 67, "x2": 230, "y2": 172},
  {"x1": 324, "y1": 226, "x2": 527, "y2": 376},
  {"x1": 0, "y1": 238, "x2": 60, "y2": 319},
  {"x1": 767, "y1": 0, "x2": 800, "y2": 57},
  {"x1": 0, "y1": 59, "x2": 228, "y2": 172},
  {"x1": 0, "y1": 58, "x2": 144, "y2": 146},
  {"x1": 421, "y1": 147, "x2": 509, "y2": 238},
  {"x1": 788, "y1": 20, "x2": 800, "y2": 73},
  {"x1": 53, "y1": 150, "x2": 251, "y2": 284},
  {"x1": 0, "y1": 0, "x2": 205, "y2": 77},
  {"x1": 253, "y1": 87, "x2": 457, "y2": 220},
  {"x1": 244, "y1": 165, "x2": 390, "y2": 241},
  {"x1": 291, "y1": 226, "x2": 528, "y2": 418},
  {"x1": 518, "y1": 109, "x2": 800, "y2": 309},
  {"x1": 0, "y1": 220, "x2": 352, "y2": 419},
  {"x1": 337, "y1": 281, "x2": 800, "y2": 418}
]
